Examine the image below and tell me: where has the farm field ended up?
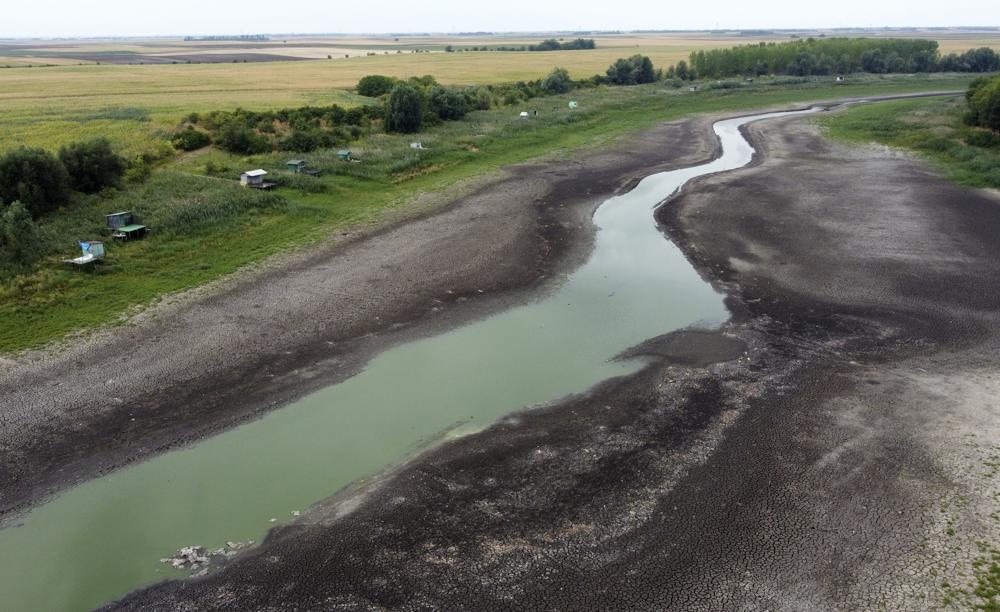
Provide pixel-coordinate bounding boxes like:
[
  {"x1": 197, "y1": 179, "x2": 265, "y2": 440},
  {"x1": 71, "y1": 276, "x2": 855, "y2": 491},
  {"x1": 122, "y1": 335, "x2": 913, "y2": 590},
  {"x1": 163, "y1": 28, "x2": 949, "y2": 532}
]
[{"x1": 2, "y1": 30, "x2": 1000, "y2": 153}]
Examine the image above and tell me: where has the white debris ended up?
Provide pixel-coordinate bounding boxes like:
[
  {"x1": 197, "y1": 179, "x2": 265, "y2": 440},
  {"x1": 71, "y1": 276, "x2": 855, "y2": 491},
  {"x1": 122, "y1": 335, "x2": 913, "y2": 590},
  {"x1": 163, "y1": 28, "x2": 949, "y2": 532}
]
[
  {"x1": 160, "y1": 540, "x2": 254, "y2": 571},
  {"x1": 292, "y1": 510, "x2": 301, "y2": 517},
  {"x1": 160, "y1": 545, "x2": 209, "y2": 569}
]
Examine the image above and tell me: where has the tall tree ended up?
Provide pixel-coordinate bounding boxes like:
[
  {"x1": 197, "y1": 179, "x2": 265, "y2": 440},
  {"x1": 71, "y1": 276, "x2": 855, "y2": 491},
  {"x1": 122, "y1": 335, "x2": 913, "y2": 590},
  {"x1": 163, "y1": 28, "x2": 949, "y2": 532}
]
[
  {"x1": 385, "y1": 84, "x2": 424, "y2": 133},
  {"x1": 0, "y1": 147, "x2": 70, "y2": 218}
]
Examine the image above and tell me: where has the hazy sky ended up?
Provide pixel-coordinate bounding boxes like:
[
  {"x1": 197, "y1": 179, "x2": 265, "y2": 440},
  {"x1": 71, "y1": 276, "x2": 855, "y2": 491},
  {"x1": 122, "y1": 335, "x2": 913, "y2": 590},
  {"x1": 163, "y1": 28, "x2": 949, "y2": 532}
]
[{"x1": 2, "y1": 0, "x2": 998, "y2": 38}]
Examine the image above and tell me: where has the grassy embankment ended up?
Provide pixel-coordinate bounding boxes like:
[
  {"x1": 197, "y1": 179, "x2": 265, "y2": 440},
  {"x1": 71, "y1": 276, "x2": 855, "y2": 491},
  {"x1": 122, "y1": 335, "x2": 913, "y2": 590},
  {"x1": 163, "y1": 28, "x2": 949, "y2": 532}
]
[
  {"x1": 823, "y1": 94, "x2": 1000, "y2": 189},
  {"x1": 0, "y1": 74, "x2": 975, "y2": 354}
]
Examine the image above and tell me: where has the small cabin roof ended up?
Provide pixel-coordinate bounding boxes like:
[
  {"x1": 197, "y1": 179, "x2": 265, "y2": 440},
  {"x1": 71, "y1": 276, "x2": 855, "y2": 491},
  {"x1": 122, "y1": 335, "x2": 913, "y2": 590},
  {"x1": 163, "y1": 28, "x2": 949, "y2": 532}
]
[
  {"x1": 106, "y1": 211, "x2": 131, "y2": 218},
  {"x1": 286, "y1": 159, "x2": 305, "y2": 165},
  {"x1": 243, "y1": 169, "x2": 268, "y2": 177}
]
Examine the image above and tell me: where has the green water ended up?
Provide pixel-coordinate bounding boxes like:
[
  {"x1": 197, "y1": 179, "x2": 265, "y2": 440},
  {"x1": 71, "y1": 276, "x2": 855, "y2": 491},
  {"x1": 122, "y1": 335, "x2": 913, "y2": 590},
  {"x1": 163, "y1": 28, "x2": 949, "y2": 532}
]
[{"x1": 0, "y1": 110, "x2": 814, "y2": 611}]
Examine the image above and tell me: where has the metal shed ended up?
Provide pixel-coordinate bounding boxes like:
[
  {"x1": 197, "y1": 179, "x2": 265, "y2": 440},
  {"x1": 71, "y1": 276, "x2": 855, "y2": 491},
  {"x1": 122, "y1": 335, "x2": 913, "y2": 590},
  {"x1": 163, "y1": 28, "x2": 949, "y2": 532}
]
[
  {"x1": 106, "y1": 211, "x2": 133, "y2": 230},
  {"x1": 240, "y1": 169, "x2": 276, "y2": 189},
  {"x1": 241, "y1": 169, "x2": 268, "y2": 186},
  {"x1": 286, "y1": 160, "x2": 307, "y2": 173}
]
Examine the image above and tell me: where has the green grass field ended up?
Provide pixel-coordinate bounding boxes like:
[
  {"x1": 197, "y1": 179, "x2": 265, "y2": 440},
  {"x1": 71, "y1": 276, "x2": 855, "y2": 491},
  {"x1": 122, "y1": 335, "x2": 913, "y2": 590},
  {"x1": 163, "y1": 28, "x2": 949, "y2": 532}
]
[
  {"x1": 0, "y1": 73, "x2": 977, "y2": 354},
  {"x1": 823, "y1": 95, "x2": 1000, "y2": 189}
]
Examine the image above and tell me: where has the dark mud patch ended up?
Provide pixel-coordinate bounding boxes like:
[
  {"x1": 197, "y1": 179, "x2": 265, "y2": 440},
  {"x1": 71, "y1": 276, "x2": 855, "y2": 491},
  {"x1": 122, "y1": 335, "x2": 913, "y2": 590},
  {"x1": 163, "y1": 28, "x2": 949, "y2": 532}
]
[{"x1": 619, "y1": 329, "x2": 747, "y2": 367}]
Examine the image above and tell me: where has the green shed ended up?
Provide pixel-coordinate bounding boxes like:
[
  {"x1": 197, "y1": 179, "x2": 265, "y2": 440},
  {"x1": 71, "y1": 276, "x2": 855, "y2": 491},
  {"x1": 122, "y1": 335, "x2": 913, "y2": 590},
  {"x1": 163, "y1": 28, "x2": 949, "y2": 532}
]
[
  {"x1": 337, "y1": 150, "x2": 353, "y2": 161},
  {"x1": 286, "y1": 160, "x2": 306, "y2": 173}
]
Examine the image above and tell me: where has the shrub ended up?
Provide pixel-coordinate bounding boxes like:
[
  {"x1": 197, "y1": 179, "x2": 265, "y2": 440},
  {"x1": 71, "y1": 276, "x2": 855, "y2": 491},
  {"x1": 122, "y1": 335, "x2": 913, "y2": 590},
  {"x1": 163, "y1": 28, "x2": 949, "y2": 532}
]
[
  {"x1": 541, "y1": 67, "x2": 573, "y2": 94},
  {"x1": 357, "y1": 75, "x2": 398, "y2": 97},
  {"x1": 385, "y1": 84, "x2": 424, "y2": 133},
  {"x1": 0, "y1": 147, "x2": 70, "y2": 218},
  {"x1": 280, "y1": 128, "x2": 330, "y2": 152},
  {"x1": 58, "y1": 138, "x2": 126, "y2": 194},
  {"x1": 215, "y1": 122, "x2": 271, "y2": 154},
  {"x1": 474, "y1": 87, "x2": 492, "y2": 110},
  {"x1": 427, "y1": 86, "x2": 468, "y2": 121},
  {"x1": 0, "y1": 200, "x2": 41, "y2": 271},
  {"x1": 967, "y1": 75, "x2": 1000, "y2": 132},
  {"x1": 606, "y1": 55, "x2": 656, "y2": 85},
  {"x1": 171, "y1": 127, "x2": 212, "y2": 151}
]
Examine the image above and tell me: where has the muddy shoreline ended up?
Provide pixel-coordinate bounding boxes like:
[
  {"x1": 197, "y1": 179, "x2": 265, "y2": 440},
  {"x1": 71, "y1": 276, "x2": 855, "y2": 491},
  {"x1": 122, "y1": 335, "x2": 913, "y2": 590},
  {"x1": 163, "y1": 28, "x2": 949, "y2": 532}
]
[
  {"x1": 0, "y1": 115, "x2": 726, "y2": 520},
  {"x1": 108, "y1": 96, "x2": 1000, "y2": 609}
]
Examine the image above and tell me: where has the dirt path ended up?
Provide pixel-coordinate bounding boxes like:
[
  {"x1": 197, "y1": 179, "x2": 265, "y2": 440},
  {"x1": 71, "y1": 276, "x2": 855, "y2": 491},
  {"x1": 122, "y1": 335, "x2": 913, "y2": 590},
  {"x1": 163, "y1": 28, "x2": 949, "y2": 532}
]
[{"x1": 107, "y1": 105, "x2": 999, "y2": 610}]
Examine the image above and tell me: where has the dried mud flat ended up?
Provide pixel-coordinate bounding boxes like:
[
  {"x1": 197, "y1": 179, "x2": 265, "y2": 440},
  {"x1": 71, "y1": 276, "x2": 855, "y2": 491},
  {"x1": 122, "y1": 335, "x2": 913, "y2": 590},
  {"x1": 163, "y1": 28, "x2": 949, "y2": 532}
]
[{"x1": 106, "y1": 108, "x2": 1000, "y2": 610}]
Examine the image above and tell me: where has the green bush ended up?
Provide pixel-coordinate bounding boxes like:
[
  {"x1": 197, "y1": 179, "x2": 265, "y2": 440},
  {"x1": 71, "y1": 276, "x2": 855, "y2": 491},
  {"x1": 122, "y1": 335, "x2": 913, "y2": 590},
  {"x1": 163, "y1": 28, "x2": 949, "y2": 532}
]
[
  {"x1": 357, "y1": 75, "x2": 398, "y2": 97},
  {"x1": 541, "y1": 67, "x2": 573, "y2": 94},
  {"x1": 171, "y1": 127, "x2": 212, "y2": 151},
  {"x1": 280, "y1": 128, "x2": 330, "y2": 152},
  {"x1": 58, "y1": 137, "x2": 126, "y2": 193},
  {"x1": 215, "y1": 122, "x2": 271, "y2": 154},
  {"x1": 606, "y1": 55, "x2": 656, "y2": 85},
  {"x1": 385, "y1": 84, "x2": 424, "y2": 133},
  {"x1": 0, "y1": 147, "x2": 70, "y2": 218},
  {"x1": 427, "y1": 86, "x2": 468, "y2": 121},
  {"x1": 0, "y1": 200, "x2": 41, "y2": 274},
  {"x1": 474, "y1": 87, "x2": 492, "y2": 110},
  {"x1": 967, "y1": 75, "x2": 1000, "y2": 132}
]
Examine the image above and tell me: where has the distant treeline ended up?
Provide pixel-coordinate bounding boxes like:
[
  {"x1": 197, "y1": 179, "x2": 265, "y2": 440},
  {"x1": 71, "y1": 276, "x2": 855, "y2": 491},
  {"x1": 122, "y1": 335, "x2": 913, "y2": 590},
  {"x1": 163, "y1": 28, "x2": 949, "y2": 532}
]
[
  {"x1": 183, "y1": 35, "x2": 269, "y2": 42},
  {"x1": 685, "y1": 38, "x2": 999, "y2": 78},
  {"x1": 529, "y1": 38, "x2": 596, "y2": 51},
  {"x1": 447, "y1": 38, "x2": 596, "y2": 53}
]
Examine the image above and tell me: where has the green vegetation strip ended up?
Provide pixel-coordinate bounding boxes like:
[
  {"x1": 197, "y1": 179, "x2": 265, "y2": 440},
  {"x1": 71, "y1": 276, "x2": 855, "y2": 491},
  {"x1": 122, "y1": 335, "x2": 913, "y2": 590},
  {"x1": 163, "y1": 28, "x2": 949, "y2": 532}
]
[
  {"x1": 822, "y1": 94, "x2": 1000, "y2": 189},
  {"x1": 0, "y1": 75, "x2": 974, "y2": 353}
]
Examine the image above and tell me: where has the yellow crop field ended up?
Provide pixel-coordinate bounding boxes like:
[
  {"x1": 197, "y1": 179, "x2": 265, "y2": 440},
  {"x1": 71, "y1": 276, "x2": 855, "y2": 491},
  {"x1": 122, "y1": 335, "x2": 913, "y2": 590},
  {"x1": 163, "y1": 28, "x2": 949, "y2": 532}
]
[{"x1": 1, "y1": 31, "x2": 997, "y2": 154}]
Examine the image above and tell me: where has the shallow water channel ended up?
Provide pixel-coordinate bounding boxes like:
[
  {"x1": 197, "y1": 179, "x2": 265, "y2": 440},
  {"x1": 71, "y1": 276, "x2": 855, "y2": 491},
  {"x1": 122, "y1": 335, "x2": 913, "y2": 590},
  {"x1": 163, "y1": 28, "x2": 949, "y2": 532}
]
[{"x1": 0, "y1": 109, "x2": 815, "y2": 611}]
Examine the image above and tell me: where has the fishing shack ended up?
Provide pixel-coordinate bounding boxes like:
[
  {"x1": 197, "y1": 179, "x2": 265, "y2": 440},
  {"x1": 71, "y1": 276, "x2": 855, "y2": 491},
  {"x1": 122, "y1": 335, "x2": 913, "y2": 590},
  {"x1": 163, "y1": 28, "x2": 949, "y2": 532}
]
[
  {"x1": 286, "y1": 159, "x2": 321, "y2": 176},
  {"x1": 106, "y1": 211, "x2": 147, "y2": 241},
  {"x1": 240, "y1": 169, "x2": 276, "y2": 189}
]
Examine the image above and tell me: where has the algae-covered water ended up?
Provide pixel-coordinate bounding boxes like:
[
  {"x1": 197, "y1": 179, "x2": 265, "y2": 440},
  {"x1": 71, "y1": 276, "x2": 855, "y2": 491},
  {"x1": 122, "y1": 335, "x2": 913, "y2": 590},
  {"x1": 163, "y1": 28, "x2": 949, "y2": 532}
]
[{"x1": 0, "y1": 109, "x2": 815, "y2": 611}]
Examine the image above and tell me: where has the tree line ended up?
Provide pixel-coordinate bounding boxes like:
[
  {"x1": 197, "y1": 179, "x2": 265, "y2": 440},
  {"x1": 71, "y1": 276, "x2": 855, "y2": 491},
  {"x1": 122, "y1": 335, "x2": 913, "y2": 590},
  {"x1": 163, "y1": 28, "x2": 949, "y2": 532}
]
[
  {"x1": 364, "y1": 54, "x2": 656, "y2": 134},
  {"x1": 683, "y1": 38, "x2": 999, "y2": 78},
  {"x1": 528, "y1": 38, "x2": 596, "y2": 52},
  {"x1": 0, "y1": 139, "x2": 127, "y2": 272},
  {"x1": 444, "y1": 38, "x2": 596, "y2": 53}
]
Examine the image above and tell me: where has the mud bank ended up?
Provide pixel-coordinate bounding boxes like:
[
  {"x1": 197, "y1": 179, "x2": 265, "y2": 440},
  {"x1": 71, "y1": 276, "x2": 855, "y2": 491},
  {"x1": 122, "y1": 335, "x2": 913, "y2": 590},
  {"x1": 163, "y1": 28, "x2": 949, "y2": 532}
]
[
  {"x1": 0, "y1": 116, "x2": 721, "y2": 519},
  {"x1": 111, "y1": 103, "x2": 1000, "y2": 609}
]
